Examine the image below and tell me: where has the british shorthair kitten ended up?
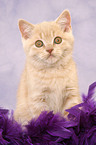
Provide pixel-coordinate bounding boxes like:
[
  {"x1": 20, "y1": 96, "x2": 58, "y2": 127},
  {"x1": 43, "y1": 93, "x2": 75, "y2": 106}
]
[{"x1": 14, "y1": 10, "x2": 81, "y2": 124}]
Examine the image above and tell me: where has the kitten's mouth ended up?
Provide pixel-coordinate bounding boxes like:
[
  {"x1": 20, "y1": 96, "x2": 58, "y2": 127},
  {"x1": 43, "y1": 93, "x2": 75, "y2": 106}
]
[
  {"x1": 47, "y1": 54, "x2": 55, "y2": 59},
  {"x1": 45, "y1": 53, "x2": 59, "y2": 64}
]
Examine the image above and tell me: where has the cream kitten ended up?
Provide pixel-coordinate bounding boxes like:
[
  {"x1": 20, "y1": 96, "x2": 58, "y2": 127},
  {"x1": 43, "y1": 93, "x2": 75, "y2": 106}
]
[{"x1": 14, "y1": 10, "x2": 81, "y2": 124}]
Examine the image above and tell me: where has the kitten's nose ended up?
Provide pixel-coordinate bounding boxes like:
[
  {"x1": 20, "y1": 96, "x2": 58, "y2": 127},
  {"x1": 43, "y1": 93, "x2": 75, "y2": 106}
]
[{"x1": 46, "y1": 49, "x2": 53, "y2": 54}]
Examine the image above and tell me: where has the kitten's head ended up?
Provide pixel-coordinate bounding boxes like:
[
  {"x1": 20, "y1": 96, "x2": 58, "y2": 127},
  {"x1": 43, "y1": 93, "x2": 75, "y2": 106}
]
[{"x1": 19, "y1": 10, "x2": 74, "y2": 68}]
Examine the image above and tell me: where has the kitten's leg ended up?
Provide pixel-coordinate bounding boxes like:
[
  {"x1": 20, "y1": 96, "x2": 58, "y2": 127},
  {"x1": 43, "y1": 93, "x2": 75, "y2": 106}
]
[
  {"x1": 27, "y1": 94, "x2": 49, "y2": 118},
  {"x1": 14, "y1": 69, "x2": 32, "y2": 124},
  {"x1": 62, "y1": 87, "x2": 81, "y2": 117}
]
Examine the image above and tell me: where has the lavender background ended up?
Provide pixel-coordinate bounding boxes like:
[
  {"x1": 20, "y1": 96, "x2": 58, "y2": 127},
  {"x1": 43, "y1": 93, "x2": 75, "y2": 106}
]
[{"x1": 0, "y1": 0, "x2": 96, "y2": 109}]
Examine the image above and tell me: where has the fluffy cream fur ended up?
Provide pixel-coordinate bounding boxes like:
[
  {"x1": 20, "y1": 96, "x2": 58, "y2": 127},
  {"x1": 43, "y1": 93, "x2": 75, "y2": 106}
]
[{"x1": 14, "y1": 10, "x2": 81, "y2": 124}]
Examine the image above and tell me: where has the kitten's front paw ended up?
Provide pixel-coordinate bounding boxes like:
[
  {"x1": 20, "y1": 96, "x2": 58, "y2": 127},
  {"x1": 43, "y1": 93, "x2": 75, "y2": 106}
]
[{"x1": 63, "y1": 111, "x2": 69, "y2": 119}]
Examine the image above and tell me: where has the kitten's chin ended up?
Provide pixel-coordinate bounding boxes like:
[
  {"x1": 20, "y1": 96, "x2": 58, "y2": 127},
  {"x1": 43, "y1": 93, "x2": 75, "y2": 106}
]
[{"x1": 45, "y1": 55, "x2": 59, "y2": 65}]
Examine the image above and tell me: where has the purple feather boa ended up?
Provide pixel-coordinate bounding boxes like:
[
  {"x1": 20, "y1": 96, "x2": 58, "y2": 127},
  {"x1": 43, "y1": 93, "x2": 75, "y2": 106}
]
[{"x1": 0, "y1": 82, "x2": 96, "y2": 145}]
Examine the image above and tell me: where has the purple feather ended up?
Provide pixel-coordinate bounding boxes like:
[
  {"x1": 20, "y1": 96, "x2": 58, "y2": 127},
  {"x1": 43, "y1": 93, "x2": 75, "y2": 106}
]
[
  {"x1": 0, "y1": 109, "x2": 24, "y2": 145},
  {"x1": 25, "y1": 111, "x2": 72, "y2": 144}
]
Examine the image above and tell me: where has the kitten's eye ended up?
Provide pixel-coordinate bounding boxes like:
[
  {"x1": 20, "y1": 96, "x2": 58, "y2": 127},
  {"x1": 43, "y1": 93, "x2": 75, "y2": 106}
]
[
  {"x1": 54, "y1": 36, "x2": 62, "y2": 44},
  {"x1": 35, "y1": 40, "x2": 43, "y2": 48}
]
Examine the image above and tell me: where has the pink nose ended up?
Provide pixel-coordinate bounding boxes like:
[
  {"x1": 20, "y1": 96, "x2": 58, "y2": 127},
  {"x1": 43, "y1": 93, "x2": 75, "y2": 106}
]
[{"x1": 46, "y1": 49, "x2": 53, "y2": 54}]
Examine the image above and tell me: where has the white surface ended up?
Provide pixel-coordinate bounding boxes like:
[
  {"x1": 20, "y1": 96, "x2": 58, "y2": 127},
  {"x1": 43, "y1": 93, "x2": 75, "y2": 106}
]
[{"x1": 0, "y1": 0, "x2": 96, "y2": 109}]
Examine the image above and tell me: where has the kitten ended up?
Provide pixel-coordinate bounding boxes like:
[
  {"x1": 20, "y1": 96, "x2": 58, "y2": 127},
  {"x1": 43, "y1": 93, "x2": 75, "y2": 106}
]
[{"x1": 14, "y1": 10, "x2": 81, "y2": 124}]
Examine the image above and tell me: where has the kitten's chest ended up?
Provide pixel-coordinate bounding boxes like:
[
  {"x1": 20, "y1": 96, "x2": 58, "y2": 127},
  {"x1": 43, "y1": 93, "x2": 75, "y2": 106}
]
[
  {"x1": 27, "y1": 68, "x2": 68, "y2": 93},
  {"x1": 27, "y1": 69, "x2": 68, "y2": 109}
]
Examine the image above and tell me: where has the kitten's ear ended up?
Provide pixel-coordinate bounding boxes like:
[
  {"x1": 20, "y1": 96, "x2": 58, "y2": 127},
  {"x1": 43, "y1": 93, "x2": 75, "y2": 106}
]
[
  {"x1": 18, "y1": 19, "x2": 34, "y2": 39},
  {"x1": 55, "y1": 10, "x2": 71, "y2": 32}
]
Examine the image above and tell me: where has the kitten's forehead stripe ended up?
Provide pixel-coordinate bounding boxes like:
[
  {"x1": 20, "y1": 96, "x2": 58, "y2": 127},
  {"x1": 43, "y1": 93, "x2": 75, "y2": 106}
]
[
  {"x1": 39, "y1": 33, "x2": 42, "y2": 39},
  {"x1": 51, "y1": 31, "x2": 54, "y2": 37},
  {"x1": 38, "y1": 22, "x2": 57, "y2": 39}
]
